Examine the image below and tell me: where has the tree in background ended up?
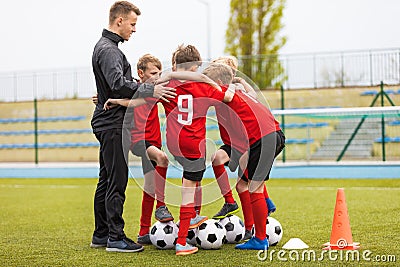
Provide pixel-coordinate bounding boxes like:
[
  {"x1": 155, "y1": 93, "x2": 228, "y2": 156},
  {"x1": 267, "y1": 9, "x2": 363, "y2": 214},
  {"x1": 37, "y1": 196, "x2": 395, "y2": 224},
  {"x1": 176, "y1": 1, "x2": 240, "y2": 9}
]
[{"x1": 225, "y1": 0, "x2": 287, "y2": 89}]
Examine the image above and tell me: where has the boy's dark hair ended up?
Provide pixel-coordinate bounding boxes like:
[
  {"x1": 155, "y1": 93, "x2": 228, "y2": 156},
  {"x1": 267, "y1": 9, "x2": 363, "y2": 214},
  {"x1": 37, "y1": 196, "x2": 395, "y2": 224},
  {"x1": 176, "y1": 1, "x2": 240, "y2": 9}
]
[
  {"x1": 137, "y1": 54, "x2": 162, "y2": 72},
  {"x1": 109, "y1": 1, "x2": 141, "y2": 25},
  {"x1": 174, "y1": 44, "x2": 202, "y2": 70}
]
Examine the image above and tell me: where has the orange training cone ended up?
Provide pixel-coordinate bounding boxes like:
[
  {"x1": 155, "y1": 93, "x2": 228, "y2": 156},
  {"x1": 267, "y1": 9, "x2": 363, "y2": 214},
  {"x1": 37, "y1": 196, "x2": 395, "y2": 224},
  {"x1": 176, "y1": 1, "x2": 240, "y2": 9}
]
[{"x1": 323, "y1": 188, "x2": 360, "y2": 250}]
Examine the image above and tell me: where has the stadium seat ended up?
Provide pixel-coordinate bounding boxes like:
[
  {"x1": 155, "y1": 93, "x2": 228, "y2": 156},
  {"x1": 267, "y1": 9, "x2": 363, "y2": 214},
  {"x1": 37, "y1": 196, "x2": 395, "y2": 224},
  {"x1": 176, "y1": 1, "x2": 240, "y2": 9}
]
[
  {"x1": 384, "y1": 90, "x2": 395, "y2": 95},
  {"x1": 389, "y1": 120, "x2": 400, "y2": 126},
  {"x1": 0, "y1": 128, "x2": 92, "y2": 136},
  {"x1": 360, "y1": 90, "x2": 377, "y2": 96},
  {"x1": 282, "y1": 122, "x2": 329, "y2": 129},
  {"x1": 374, "y1": 137, "x2": 400, "y2": 143},
  {"x1": 0, "y1": 142, "x2": 99, "y2": 149},
  {"x1": 284, "y1": 138, "x2": 314, "y2": 144},
  {"x1": 0, "y1": 116, "x2": 85, "y2": 124}
]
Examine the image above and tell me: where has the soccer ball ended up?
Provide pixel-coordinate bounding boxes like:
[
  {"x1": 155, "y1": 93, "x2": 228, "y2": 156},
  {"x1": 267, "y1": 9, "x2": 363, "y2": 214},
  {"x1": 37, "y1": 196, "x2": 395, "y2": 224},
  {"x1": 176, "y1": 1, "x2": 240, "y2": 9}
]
[
  {"x1": 196, "y1": 219, "x2": 226, "y2": 249},
  {"x1": 186, "y1": 228, "x2": 198, "y2": 246},
  {"x1": 219, "y1": 215, "x2": 245, "y2": 243},
  {"x1": 176, "y1": 220, "x2": 198, "y2": 246},
  {"x1": 150, "y1": 221, "x2": 178, "y2": 249},
  {"x1": 266, "y1": 217, "x2": 283, "y2": 246}
]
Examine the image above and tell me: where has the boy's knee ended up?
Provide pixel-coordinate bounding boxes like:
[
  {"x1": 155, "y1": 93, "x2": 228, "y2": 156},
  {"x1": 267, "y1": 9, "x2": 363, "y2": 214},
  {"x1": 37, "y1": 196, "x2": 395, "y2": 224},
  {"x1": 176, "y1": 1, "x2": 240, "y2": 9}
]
[
  {"x1": 212, "y1": 150, "x2": 228, "y2": 166},
  {"x1": 154, "y1": 151, "x2": 169, "y2": 167}
]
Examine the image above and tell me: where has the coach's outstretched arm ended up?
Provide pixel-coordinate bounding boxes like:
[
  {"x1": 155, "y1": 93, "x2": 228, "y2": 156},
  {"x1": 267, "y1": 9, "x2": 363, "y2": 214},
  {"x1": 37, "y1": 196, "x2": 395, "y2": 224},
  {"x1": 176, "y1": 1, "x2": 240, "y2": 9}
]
[{"x1": 103, "y1": 98, "x2": 148, "y2": 110}]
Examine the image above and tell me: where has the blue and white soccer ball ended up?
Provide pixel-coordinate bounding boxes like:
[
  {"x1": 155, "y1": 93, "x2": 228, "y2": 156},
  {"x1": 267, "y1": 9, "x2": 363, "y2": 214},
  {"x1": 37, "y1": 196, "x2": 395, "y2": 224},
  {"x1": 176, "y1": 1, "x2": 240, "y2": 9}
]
[
  {"x1": 219, "y1": 215, "x2": 245, "y2": 243},
  {"x1": 150, "y1": 221, "x2": 178, "y2": 249},
  {"x1": 196, "y1": 219, "x2": 226, "y2": 249},
  {"x1": 266, "y1": 217, "x2": 283, "y2": 246}
]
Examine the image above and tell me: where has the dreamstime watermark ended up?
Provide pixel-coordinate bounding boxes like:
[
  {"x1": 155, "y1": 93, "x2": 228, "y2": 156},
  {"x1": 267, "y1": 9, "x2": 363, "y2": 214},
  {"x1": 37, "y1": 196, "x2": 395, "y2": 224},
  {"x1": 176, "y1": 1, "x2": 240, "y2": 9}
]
[{"x1": 257, "y1": 249, "x2": 397, "y2": 263}]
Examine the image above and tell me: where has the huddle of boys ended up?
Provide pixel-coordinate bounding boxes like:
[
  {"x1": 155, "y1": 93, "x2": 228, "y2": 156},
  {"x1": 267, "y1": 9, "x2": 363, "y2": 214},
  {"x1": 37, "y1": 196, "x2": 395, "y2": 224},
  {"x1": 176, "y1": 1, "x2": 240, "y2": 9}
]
[{"x1": 90, "y1": 1, "x2": 285, "y2": 256}]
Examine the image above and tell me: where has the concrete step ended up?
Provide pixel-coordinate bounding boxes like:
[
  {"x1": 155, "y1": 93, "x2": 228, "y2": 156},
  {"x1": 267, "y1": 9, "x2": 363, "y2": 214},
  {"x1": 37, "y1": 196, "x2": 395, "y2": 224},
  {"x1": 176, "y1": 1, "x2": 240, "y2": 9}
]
[{"x1": 321, "y1": 139, "x2": 373, "y2": 146}]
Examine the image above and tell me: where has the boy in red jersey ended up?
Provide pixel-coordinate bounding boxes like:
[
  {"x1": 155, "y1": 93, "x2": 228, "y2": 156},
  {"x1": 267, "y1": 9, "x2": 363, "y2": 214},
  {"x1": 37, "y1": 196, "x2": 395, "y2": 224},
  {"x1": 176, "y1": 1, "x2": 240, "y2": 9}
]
[
  {"x1": 160, "y1": 45, "x2": 234, "y2": 255},
  {"x1": 202, "y1": 63, "x2": 285, "y2": 250},
  {"x1": 209, "y1": 56, "x2": 277, "y2": 239},
  {"x1": 129, "y1": 54, "x2": 173, "y2": 244}
]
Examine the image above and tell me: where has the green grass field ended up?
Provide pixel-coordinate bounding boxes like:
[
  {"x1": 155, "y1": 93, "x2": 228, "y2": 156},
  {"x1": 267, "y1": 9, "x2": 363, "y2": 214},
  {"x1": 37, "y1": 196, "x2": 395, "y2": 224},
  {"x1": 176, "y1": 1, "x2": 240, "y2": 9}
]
[{"x1": 1, "y1": 178, "x2": 399, "y2": 266}]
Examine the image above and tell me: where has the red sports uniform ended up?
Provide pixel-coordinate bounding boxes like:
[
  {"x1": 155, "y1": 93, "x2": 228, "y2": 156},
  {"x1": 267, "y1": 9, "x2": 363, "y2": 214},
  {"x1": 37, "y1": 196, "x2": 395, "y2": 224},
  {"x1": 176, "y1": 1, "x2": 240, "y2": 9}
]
[
  {"x1": 226, "y1": 89, "x2": 280, "y2": 146},
  {"x1": 223, "y1": 87, "x2": 283, "y2": 245},
  {"x1": 130, "y1": 99, "x2": 161, "y2": 148},
  {"x1": 216, "y1": 87, "x2": 280, "y2": 152},
  {"x1": 161, "y1": 79, "x2": 225, "y2": 159}
]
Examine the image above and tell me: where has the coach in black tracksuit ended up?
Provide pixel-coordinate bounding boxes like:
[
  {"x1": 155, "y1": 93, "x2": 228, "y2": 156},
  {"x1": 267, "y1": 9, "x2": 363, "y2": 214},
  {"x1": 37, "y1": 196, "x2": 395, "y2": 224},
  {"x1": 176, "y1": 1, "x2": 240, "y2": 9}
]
[{"x1": 90, "y1": 2, "x2": 174, "y2": 252}]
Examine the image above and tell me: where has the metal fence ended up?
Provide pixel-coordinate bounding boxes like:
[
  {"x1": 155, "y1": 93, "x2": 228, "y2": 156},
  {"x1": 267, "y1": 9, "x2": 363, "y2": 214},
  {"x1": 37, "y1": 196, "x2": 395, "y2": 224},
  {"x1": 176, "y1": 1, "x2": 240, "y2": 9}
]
[
  {"x1": 1, "y1": 48, "x2": 400, "y2": 102},
  {"x1": 281, "y1": 48, "x2": 400, "y2": 89},
  {"x1": 0, "y1": 67, "x2": 94, "y2": 102}
]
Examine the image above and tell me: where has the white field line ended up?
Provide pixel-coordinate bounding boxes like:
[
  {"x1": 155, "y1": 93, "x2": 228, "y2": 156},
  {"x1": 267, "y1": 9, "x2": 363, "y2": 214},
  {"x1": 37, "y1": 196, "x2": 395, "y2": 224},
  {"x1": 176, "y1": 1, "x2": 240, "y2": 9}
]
[
  {"x1": 272, "y1": 186, "x2": 400, "y2": 191},
  {"x1": 1, "y1": 184, "x2": 400, "y2": 191}
]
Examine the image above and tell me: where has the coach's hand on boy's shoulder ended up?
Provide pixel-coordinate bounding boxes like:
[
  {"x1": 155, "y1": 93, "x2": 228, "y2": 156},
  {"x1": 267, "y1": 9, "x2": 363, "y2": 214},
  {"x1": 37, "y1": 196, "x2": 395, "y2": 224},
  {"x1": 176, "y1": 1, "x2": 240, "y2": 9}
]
[{"x1": 153, "y1": 82, "x2": 177, "y2": 102}]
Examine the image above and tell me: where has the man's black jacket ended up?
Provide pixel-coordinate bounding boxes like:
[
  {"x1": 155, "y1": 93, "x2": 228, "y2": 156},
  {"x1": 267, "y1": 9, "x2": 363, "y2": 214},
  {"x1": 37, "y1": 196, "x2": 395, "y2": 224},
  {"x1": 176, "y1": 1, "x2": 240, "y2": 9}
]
[{"x1": 91, "y1": 29, "x2": 154, "y2": 132}]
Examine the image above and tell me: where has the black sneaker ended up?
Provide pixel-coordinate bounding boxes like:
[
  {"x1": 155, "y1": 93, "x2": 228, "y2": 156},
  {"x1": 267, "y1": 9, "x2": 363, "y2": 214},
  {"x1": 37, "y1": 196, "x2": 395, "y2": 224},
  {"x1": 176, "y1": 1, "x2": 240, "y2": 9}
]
[
  {"x1": 155, "y1": 205, "x2": 174, "y2": 222},
  {"x1": 243, "y1": 229, "x2": 253, "y2": 241},
  {"x1": 106, "y1": 237, "x2": 144, "y2": 252},
  {"x1": 212, "y1": 202, "x2": 239, "y2": 219},
  {"x1": 137, "y1": 234, "x2": 151, "y2": 245},
  {"x1": 90, "y1": 235, "x2": 108, "y2": 248}
]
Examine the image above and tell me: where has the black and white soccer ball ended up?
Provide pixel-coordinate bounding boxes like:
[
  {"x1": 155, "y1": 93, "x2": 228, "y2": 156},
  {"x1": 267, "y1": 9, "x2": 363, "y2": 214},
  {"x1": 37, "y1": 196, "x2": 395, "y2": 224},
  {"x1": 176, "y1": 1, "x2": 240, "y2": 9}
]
[
  {"x1": 196, "y1": 219, "x2": 226, "y2": 249},
  {"x1": 266, "y1": 217, "x2": 283, "y2": 246},
  {"x1": 150, "y1": 221, "x2": 178, "y2": 249},
  {"x1": 219, "y1": 215, "x2": 245, "y2": 243},
  {"x1": 176, "y1": 220, "x2": 198, "y2": 246},
  {"x1": 186, "y1": 227, "x2": 198, "y2": 246}
]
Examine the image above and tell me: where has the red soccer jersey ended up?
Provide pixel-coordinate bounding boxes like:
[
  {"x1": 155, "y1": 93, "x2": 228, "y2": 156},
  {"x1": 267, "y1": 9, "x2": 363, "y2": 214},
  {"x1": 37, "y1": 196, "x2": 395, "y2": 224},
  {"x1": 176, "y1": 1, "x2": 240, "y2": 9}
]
[
  {"x1": 130, "y1": 99, "x2": 161, "y2": 148},
  {"x1": 224, "y1": 88, "x2": 281, "y2": 147},
  {"x1": 161, "y1": 79, "x2": 225, "y2": 158},
  {"x1": 215, "y1": 91, "x2": 248, "y2": 154}
]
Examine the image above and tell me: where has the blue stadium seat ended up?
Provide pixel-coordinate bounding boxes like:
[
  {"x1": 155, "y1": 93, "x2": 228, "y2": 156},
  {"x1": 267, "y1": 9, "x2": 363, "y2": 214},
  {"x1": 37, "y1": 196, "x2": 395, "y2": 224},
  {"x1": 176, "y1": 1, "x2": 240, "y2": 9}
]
[
  {"x1": 206, "y1": 125, "x2": 219, "y2": 130},
  {"x1": 282, "y1": 122, "x2": 329, "y2": 129},
  {"x1": 374, "y1": 137, "x2": 400, "y2": 143},
  {"x1": 0, "y1": 128, "x2": 92, "y2": 136},
  {"x1": 384, "y1": 90, "x2": 395, "y2": 95},
  {"x1": 389, "y1": 120, "x2": 400, "y2": 126},
  {"x1": 0, "y1": 142, "x2": 99, "y2": 149},
  {"x1": 360, "y1": 90, "x2": 378, "y2": 96},
  {"x1": 0, "y1": 116, "x2": 85, "y2": 124},
  {"x1": 285, "y1": 138, "x2": 314, "y2": 144}
]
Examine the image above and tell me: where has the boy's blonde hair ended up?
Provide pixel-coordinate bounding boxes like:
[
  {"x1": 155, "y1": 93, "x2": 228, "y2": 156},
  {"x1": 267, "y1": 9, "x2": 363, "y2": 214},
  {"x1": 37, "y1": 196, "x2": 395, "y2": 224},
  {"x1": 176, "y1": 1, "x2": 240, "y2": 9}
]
[
  {"x1": 137, "y1": 54, "x2": 162, "y2": 72},
  {"x1": 203, "y1": 63, "x2": 234, "y2": 85},
  {"x1": 212, "y1": 56, "x2": 239, "y2": 71}
]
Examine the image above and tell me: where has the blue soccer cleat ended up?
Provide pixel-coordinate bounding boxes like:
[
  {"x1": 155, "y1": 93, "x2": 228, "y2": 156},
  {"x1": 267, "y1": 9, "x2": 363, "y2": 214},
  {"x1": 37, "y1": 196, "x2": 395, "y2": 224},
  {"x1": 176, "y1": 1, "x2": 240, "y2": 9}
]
[
  {"x1": 176, "y1": 243, "x2": 199, "y2": 256},
  {"x1": 235, "y1": 236, "x2": 269, "y2": 250},
  {"x1": 266, "y1": 198, "x2": 276, "y2": 216}
]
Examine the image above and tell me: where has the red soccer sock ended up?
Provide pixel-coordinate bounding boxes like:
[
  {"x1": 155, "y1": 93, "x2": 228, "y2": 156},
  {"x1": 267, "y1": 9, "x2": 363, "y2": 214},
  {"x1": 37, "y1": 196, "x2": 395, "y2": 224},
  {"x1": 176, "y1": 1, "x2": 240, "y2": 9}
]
[
  {"x1": 263, "y1": 184, "x2": 269, "y2": 199},
  {"x1": 155, "y1": 166, "x2": 167, "y2": 208},
  {"x1": 250, "y1": 192, "x2": 267, "y2": 240},
  {"x1": 176, "y1": 204, "x2": 196, "y2": 246},
  {"x1": 238, "y1": 190, "x2": 254, "y2": 231},
  {"x1": 139, "y1": 191, "x2": 154, "y2": 236},
  {"x1": 194, "y1": 182, "x2": 202, "y2": 215},
  {"x1": 213, "y1": 164, "x2": 235, "y2": 204}
]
